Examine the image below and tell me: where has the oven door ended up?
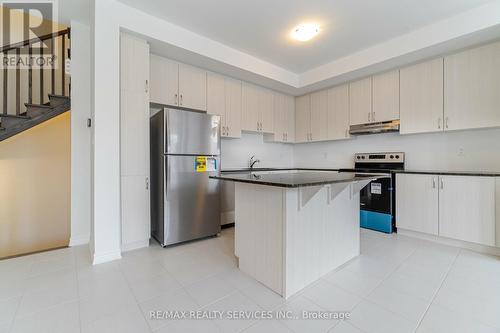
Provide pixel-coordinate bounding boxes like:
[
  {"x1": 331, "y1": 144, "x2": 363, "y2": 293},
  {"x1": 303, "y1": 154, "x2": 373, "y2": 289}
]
[{"x1": 359, "y1": 175, "x2": 393, "y2": 233}]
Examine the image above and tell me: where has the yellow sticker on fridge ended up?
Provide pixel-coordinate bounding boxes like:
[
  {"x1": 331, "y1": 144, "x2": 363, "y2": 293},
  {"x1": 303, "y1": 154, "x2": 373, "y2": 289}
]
[{"x1": 195, "y1": 156, "x2": 217, "y2": 172}]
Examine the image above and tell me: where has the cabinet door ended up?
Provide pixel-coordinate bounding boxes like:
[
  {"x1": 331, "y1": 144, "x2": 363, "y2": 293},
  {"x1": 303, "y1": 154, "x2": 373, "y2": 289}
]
[
  {"x1": 260, "y1": 88, "x2": 274, "y2": 133},
  {"x1": 400, "y1": 59, "x2": 444, "y2": 134},
  {"x1": 439, "y1": 176, "x2": 495, "y2": 246},
  {"x1": 444, "y1": 41, "x2": 500, "y2": 131},
  {"x1": 284, "y1": 95, "x2": 295, "y2": 142},
  {"x1": 120, "y1": 34, "x2": 150, "y2": 249},
  {"x1": 349, "y1": 78, "x2": 372, "y2": 125},
  {"x1": 121, "y1": 175, "x2": 150, "y2": 248},
  {"x1": 225, "y1": 77, "x2": 242, "y2": 138},
  {"x1": 327, "y1": 84, "x2": 350, "y2": 140},
  {"x1": 206, "y1": 72, "x2": 225, "y2": 116},
  {"x1": 272, "y1": 92, "x2": 285, "y2": 142},
  {"x1": 178, "y1": 63, "x2": 207, "y2": 111},
  {"x1": 295, "y1": 95, "x2": 310, "y2": 143},
  {"x1": 372, "y1": 70, "x2": 399, "y2": 123},
  {"x1": 149, "y1": 55, "x2": 178, "y2": 106},
  {"x1": 242, "y1": 82, "x2": 260, "y2": 132},
  {"x1": 396, "y1": 174, "x2": 438, "y2": 235},
  {"x1": 310, "y1": 90, "x2": 328, "y2": 141}
]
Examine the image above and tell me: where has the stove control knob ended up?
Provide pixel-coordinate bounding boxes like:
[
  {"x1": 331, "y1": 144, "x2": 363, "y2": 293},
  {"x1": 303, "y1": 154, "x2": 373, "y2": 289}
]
[
  {"x1": 356, "y1": 156, "x2": 361, "y2": 160},
  {"x1": 361, "y1": 156, "x2": 365, "y2": 159},
  {"x1": 395, "y1": 155, "x2": 400, "y2": 159},
  {"x1": 390, "y1": 155, "x2": 394, "y2": 159}
]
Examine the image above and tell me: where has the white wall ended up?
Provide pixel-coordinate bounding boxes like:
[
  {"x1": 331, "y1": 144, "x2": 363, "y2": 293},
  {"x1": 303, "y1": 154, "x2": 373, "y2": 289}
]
[
  {"x1": 294, "y1": 128, "x2": 500, "y2": 172},
  {"x1": 70, "y1": 20, "x2": 92, "y2": 246},
  {"x1": 221, "y1": 133, "x2": 294, "y2": 169}
]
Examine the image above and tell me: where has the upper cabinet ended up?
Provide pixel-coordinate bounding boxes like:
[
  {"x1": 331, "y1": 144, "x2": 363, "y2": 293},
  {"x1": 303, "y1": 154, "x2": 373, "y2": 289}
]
[
  {"x1": 444, "y1": 41, "x2": 500, "y2": 131},
  {"x1": 178, "y1": 64, "x2": 207, "y2": 111},
  {"x1": 349, "y1": 78, "x2": 372, "y2": 126},
  {"x1": 207, "y1": 72, "x2": 242, "y2": 138},
  {"x1": 372, "y1": 70, "x2": 399, "y2": 123},
  {"x1": 150, "y1": 55, "x2": 207, "y2": 111},
  {"x1": 272, "y1": 93, "x2": 295, "y2": 143},
  {"x1": 295, "y1": 95, "x2": 310, "y2": 143},
  {"x1": 310, "y1": 90, "x2": 328, "y2": 142},
  {"x1": 327, "y1": 84, "x2": 350, "y2": 140},
  {"x1": 242, "y1": 83, "x2": 273, "y2": 133},
  {"x1": 400, "y1": 58, "x2": 444, "y2": 134},
  {"x1": 150, "y1": 55, "x2": 178, "y2": 106}
]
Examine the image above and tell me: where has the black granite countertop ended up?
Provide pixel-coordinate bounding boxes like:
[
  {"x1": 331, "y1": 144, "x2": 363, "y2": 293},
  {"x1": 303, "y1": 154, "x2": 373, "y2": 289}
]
[
  {"x1": 211, "y1": 171, "x2": 382, "y2": 188},
  {"x1": 394, "y1": 170, "x2": 500, "y2": 177}
]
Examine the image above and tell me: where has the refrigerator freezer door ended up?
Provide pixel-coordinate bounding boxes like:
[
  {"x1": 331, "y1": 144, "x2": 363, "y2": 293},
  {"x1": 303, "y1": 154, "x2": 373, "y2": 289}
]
[
  {"x1": 163, "y1": 155, "x2": 221, "y2": 246},
  {"x1": 165, "y1": 108, "x2": 220, "y2": 155}
]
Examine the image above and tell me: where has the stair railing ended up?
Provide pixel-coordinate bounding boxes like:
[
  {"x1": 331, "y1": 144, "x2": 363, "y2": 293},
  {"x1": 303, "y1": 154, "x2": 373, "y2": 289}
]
[{"x1": 0, "y1": 28, "x2": 70, "y2": 117}]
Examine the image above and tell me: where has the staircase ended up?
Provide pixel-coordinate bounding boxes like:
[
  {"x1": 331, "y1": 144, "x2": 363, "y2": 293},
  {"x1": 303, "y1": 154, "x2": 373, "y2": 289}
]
[{"x1": 0, "y1": 29, "x2": 71, "y2": 142}]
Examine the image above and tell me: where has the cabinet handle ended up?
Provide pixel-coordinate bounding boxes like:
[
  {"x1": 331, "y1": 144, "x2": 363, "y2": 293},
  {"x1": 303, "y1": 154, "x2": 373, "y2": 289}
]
[
  {"x1": 445, "y1": 117, "x2": 449, "y2": 129},
  {"x1": 372, "y1": 112, "x2": 375, "y2": 122},
  {"x1": 175, "y1": 93, "x2": 178, "y2": 105},
  {"x1": 438, "y1": 118, "x2": 441, "y2": 129},
  {"x1": 432, "y1": 177, "x2": 436, "y2": 189},
  {"x1": 145, "y1": 80, "x2": 148, "y2": 93},
  {"x1": 368, "y1": 112, "x2": 371, "y2": 122},
  {"x1": 180, "y1": 94, "x2": 183, "y2": 105},
  {"x1": 227, "y1": 126, "x2": 229, "y2": 136},
  {"x1": 440, "y1": 178, "x2": 444, "y2": 189},
  {"x1": 145, "y1": 177, "x2": 149, "y2": 190}
]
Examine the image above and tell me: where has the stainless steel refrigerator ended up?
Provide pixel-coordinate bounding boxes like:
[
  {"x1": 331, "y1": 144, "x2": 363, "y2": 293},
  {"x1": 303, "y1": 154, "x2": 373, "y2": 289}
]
[{"x1": 150, "y1": 107, "x2": 221, "y2": 247}]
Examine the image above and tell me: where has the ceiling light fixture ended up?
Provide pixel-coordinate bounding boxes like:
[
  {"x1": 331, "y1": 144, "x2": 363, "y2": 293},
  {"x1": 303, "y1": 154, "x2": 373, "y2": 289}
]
[{"x1": 291, "y1": 23, "x2": 321, "y2": 42}]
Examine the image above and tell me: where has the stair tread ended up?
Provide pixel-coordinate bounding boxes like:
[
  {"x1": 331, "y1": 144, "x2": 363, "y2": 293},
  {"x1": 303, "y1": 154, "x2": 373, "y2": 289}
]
[
  {"x1": 48, "y1": 94, "x2": 70, "y2": 99},
  {"x1": 24, "y1": 103, "x2": 53, "y2": 109},
  {"x1": 0, "y1": 114, "x2": 30, "y2": 119}
]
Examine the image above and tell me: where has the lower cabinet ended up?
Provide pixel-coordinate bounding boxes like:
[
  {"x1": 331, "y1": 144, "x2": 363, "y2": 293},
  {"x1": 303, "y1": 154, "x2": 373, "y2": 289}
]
[
  {"x1": 396, "y1": 174, "x2": 496, "y2": 246},
  {"x1": 396, "y1": 174, "x2": 439, "y2": 235}
]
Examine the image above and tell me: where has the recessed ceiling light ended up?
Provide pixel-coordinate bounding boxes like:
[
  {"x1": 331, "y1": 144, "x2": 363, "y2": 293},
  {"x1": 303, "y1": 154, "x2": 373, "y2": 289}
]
[{"x1": 291, "y1": 23, "x2": 321, "y2": 42}]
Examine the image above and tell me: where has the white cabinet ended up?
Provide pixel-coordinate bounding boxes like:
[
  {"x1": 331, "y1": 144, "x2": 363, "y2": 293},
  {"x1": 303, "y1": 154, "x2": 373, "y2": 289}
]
[
  {"x1": 120, "y1": 33, "x2": 150, "y2": 251},
  {"x1": 349, "y1": 78, "x2": 372, "y2": 125},
  {"x1": 439, "y1": 176, "x2": 495, "y2": 246},
  {"x1": 242, "y1": 83, "x2": 273, "y2": 133},
  {"x1": 178, "y1": 63, "x2": 207, "y2": 111},
  {"x1": 400, "y1": 58, "x2": 444, "y2": 134},
  {"x1": 149, "y1": 56, "x2": 207, "y2": 111},
  {"x1": 295, "y1": 95, "x2": 310, "y2": 143},
  {"x1": 207, "y1": 72, "x2": 242, "y2": 138},
  {"x1": 396, "y1": 173, "x2": 496, "y2": 246},
  {"x1": 272, "y1": 93, "x2": 295, "y2": 143},
  {"x1": 310, "y1": 90, "x2": 328, "y2": 141},
  {"x1": 327, "y1": 84, "x2": 350, "y2": 140},
  {"x1": 396, "y1": 174, "x2": 439, "y2": 235},
  {"x1": 149, "y1": 55, "x2": 178, "y2": 106},
  {"x1": 372, "y1": 70, "x2": 399, "y2": 123},
  {"x1": 444, "y1": 41, "x2": 500, "y2": 131}
]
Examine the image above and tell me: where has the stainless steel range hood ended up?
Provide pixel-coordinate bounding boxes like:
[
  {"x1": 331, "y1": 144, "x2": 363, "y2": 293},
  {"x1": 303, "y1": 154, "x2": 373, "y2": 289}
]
[{"x1": 349, "y1": 120, "x2": 400, "y2": 135}]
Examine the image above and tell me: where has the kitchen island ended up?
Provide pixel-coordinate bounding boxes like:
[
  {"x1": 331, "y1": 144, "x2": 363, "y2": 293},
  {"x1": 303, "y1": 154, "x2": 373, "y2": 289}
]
[{"x1": 211, "y1": 170, "x2": 381, "y2": 298}]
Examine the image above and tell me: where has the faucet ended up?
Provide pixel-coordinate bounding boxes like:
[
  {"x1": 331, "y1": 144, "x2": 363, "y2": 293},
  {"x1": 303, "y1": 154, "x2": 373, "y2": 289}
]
[{"x1": 249, "y1": 155, "x2": 260, "y2": 170}]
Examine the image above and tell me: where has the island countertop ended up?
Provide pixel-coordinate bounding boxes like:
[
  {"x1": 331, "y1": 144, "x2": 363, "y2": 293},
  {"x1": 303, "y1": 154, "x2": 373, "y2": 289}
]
[{"x1": 210, "y1": 170, "x2": 383, "y2": 188}]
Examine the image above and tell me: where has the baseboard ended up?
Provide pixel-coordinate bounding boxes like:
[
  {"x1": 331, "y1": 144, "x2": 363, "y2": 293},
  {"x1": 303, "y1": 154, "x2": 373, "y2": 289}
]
[
  {"x1": 92, "y1": 250, "x2": 122, "y2": 265},
  {"x1": 69, "y1": 234, "x2": 90, "y2": 246},
  {"x1": 398, "y1": 229, "x2": 500, "y2": 257},
  {"x1": 221, "y1": 211, "x2": 235, "y2": 225},
  {"x1": 121, "y1": 239, "x2": 150, "y2": 252}
]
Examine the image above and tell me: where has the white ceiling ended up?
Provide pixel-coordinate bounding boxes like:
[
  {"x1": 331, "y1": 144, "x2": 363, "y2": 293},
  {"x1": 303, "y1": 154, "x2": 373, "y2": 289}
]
[{"x1": 117, "y1": 0, "x2": 496, "y2": 73}]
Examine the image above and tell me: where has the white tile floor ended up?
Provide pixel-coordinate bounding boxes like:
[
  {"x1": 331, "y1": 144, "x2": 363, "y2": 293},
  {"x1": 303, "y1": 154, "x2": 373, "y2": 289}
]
[{"x1": 1, "y1": 227, "x2": 500, "y2": 333}]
